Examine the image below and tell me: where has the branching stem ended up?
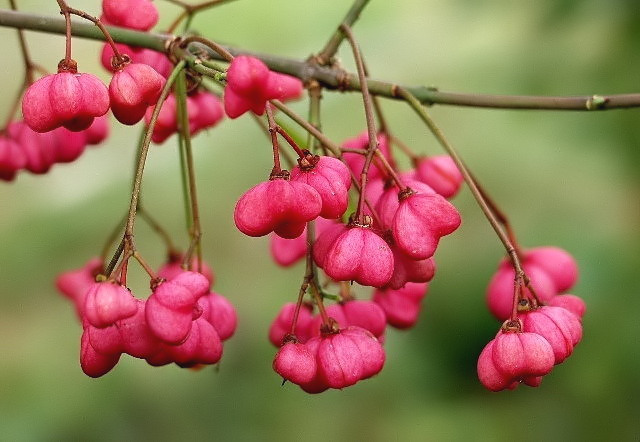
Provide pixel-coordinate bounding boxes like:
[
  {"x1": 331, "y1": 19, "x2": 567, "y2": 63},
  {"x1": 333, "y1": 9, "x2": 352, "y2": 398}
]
[
  {"x1": 175, "y1": 69, "x2": 203, "y2": 271},
  {"x1": 2, "y1": 9, "x2": 640, "y2": 110},
  {"x1": 340, "y1": 24, "x2": 379, "y2": 224},
  {"x1": 398, "y1": 87, "x2": 526, "y2": 277}
]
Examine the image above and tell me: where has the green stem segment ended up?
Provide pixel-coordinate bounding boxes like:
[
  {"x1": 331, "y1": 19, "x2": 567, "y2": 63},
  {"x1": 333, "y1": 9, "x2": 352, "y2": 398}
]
[
  {"x1": 1, "y1": 9, "x2": 638, "y2": 111},
  {"x1": 108, "y1": 61, "x2": 186, "y2": 278},
  {"x1": 316, "y1": 0, "x2": 370, "y2": 65},
  {"x1": 398, "y1": 87, "x2": 530, "y2": 315},
  {"x1": 175, "y1": 68, "x2": 203, "y2": 271},
  {"x1": 340, "y1": 24, "x2": 379, "y2": 224}
]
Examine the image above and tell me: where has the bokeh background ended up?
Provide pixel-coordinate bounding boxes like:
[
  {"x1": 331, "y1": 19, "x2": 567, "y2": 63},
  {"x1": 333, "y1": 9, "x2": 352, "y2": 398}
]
[{"x1": 1, "y1": 0, "x2": 639, "y2": 440}]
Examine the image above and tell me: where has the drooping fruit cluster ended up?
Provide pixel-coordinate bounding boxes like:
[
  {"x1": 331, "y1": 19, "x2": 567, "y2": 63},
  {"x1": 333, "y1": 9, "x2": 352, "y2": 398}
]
[
  {"x1": 22, "y1": 65, "x2": 110, "y2": 133},
  {"x1": 101, "y1": 0, "x2": 159, "y2": 31},
  {"x1": 4, "y1": 0, "x2": 589, "y2": 396},
  {"x1": 0, "y1": 116, "x2": 108, "y2": 180},
  {"x1": 477, "y1": 247, "x2": 586, "y2": 391},
  {"x1": 109, "y1": 62, "x2": 165, "y2": 125},
  {"x1": 229, "y1": 100, "x2": 464, "y2": 391},
  {"x1": 56, "y1": 258, "x2": 236, "y2": 377},
  {"x1": 273, "y1": 326, "x2": 385, "y2": 393},
  {"x1": 224, "y1": 55, "x2": 303, "y2": 118},
  {"x1": 487, "y1": 246, "x2": 581, "y2": 320}
]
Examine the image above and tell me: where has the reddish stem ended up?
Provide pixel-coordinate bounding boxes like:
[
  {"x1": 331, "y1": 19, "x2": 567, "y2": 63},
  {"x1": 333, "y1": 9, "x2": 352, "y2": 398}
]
[
  {"x1": 276, "y1": 126, "x2": 306, "y2": 158},
  {"x1": 510, "y1": 273, "x2": 524, "y2": 321},
  {"x1": 57, "y1": 0, "x2": 127, "y2": 68},
  {"x1": 339, "y1": 24, "x2": 379, "y2": 224},
  {"x1": 55, "y1": 0, "x2": 72, "y2": 64},
  {"x1": 134, "y1": 251, "x2": 158, "y2": 280},
  {"x1": 265, "y1": 103, "x2": 283, "y2": 176}
]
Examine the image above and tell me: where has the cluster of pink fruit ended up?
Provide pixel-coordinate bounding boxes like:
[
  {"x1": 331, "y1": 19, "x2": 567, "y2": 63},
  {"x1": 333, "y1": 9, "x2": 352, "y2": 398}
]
[
  {"x1": 57, "y1": 257, "x2": 236, "y2": 377},
  {"x1": 13, "y1": 0, "x2": 586, "y2": 394},
  {"x1": 231, "y1": 102, "x2": 465, "y2": 391},
  {"x1": 1, "y1": 0, "x2": 228, "y2": 181},
  {"x1": 35, "y1": 2, "x2": 304, "y2": 378},
  {"x1": 477, "y1": 247, "x2": 586, "y2": 391},
  {"x1": 0, "y1": 116, "x2": 108, "y2": 180}
]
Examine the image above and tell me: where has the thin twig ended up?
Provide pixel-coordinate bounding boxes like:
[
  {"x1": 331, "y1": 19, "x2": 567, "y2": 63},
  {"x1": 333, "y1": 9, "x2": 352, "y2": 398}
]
[
  {"x1": 265, "y1": 104, "x2": 283, "y2": 175},
  {"x1": 166, "y1": 0, "x2": 238, "y2": 33},
  {"x1": 315, "y1": 0, "x2": 370, "y2": 65},
  {"x1": 175, "y1": 69, "x2": 203, "y2": 272},
  {"x1": 340, "y1": 24, "x2": 378, "y2": 224},
  {"x1": 398, "y1": 87, "x2": 526, "y2": 279},
  {"x1": 270, "y1": 100, "x2": 383, "y2": 227},
  {"x1": 2, "y1": 9, "x2": 640, "y2": 110}
]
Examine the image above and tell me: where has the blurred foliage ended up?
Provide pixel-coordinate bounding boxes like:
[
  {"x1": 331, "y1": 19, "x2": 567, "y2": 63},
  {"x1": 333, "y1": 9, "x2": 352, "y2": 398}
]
[{"x1": 0, "y1": 0, "x2": 639, "y2": 441}]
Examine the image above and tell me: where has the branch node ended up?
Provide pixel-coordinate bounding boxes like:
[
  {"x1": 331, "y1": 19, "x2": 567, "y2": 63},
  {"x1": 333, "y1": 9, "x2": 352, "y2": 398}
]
[{"x1": 586, "y1": 94, "x2": 608, "y2": 110}]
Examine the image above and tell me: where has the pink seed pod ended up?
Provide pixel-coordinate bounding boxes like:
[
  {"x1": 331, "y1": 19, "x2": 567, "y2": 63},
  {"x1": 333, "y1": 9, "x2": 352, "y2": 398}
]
[
  {"x1": 270, "y1": 232, "x2": 307, "y2": 267},
  {"x1": 308, "y1": 303, "x2": 349, "y2": 338},
  {"x1": 273, "y1": 341, "x2": 317, "y2": 385},
  {"x1": 386, "y1": 244, "x2": 436, "y2": 290},
  {"x1": 145, "y1": 93, "x2": 179, "y2": 143},
  {"x1": 342, "y1": 300, "x2": 387, "y2": 339},
  {"x1": 269, "y1": 302, "x2": 314, "y2": 346},
  {"x1": 265, "y1": 71, "x2": 304, "y2": 102},
  {"x1": 80, "y1": 329, "x2": 121, "y2": 378},
  {"x1": 362, "y1": 177, "x2": 386, "y2": 218},
  {"x1": 0, "y1": 136, "x2": 26, "y2": 181},
  {"x1": 7, "y1": 121, "x2": 57, "y2": 174},
  {"x1": 198, "y1": 291, "x2": 237, "y2": 341},
  {"x1": 51, "y1": 126, "x2": 87, "y2": 163},
  {"x1": 87, "y1": 322, "x2": 123, "y2": 356},
  {"x1": 375, "y1": 179, "x2": 436, "y2": 229},
  {"x1": 477, "y1": 329, "x2": 555, "y2": 392},
  {"x1": 298, "y1": 336, "x2": 330, "y2": 394},
  {"x1": 116, "y1": 299, "x2": 161, "y2": 359},
  {"x1": 544, "y1": 305, "x2": 583, "y2": 347},
  {"x1": 109, "y1": 63, "x2": 165, "y2": 125},
  {"x1": 486, "y1": 263, "x2": 557, "y2": 321},
  {"x1": 340, "y1": 326, "x2": 386, "y2": 379},
  {"x1": 22, "y1": 72, "x2": 110, "y2": 133},
  {"x1": 145, "y1": 275, "x2": 206, "y2": 344},
  {"x1": 290, "y1": 155, "x2": 352, "y2": 219},
  {"x1": 323, "y1": 226, "x2": 394, "y2": 288},
  {"x1": 317, "y1": 326, "x2": 385, "y2": 389},
  {"x1": 317, "y1": 331, "x2": 364, "y2": 388},
  {"x1": 83, "y1": 282, "x2": 138, "y2": 328},
  {"x1": 224, "y1": 56, "x2": 271, "y2": 118},
  {"x1": 492, "y1": 331, "x2": 555, "y2": 379},
  {"x1": 373, "y1": 282, "x2": 428, "y2": 329},
  {"x1": 399, "y1": 169, "x2": 418, "y2": 182},
  {"x1": 82, "y1": 114, "x2": 110, "y2": 145},
  {"x1": 312, "y1": 221, "x2": 348, "y2": 269},
  {"x1": 477, "y1": 339, "x2": 515, "y2": 391},
  {"x1": 169, "y1": 270, "x2": 211, "y2": 298},
  {"x1": 56, "y1": 257, "x2": 103, "y2": 317},
  {"x1": 524, "y1": 247, "x2": 579, "y2": 293},
  {"x1": 341, "y1": 131, "x2": 391, "y2": 181},
  {"x1": 166, "y1": 317, "x2": 223, "y2": 366},
  {"x1": 414, "y1": 155, "x2": 463, "y2": 199},
  {"x1": 234, "y1": 177, "x2": 322, "y2": 239},
  {"x1": 102, "y1": 0, "x2": 159, "y2": 31},
  {"x1": 392, "y1": 192, "x2": 461, "y2": 260},
  {"x1": 101, "y1": 43, "x2": 172, "y2": 78},
  {"x1": 224, "y1": 56, "x2": 303, "y2": 118},
  {"x1": 188, "y1": 92, "x2": 224, "y2": 135},
  {"x1": 520, "y1": 306, "x2": 582, "y2": 365},
  {"x1": 548, "y1": 294, "x2": 586, "y2": 319},
  {"x1": 144, "y1": 345, "x2": 173, "y2": 367},
  {"x1": 157, "y1": 256, "x2": 215, "y2": 287}
]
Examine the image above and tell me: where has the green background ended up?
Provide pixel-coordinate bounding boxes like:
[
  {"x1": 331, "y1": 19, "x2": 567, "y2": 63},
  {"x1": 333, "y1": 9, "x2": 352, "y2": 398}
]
[{"x1": 0, "y1": 0, "x2": 638, "y2": 441}]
